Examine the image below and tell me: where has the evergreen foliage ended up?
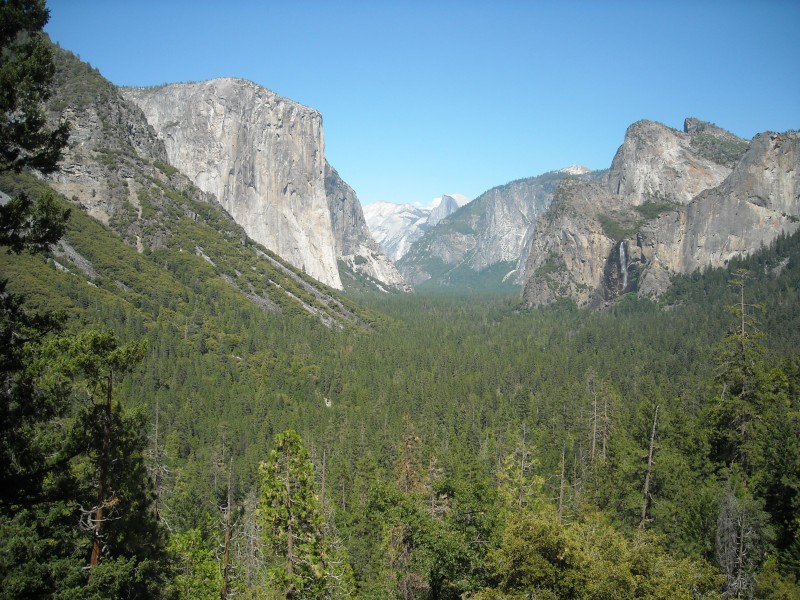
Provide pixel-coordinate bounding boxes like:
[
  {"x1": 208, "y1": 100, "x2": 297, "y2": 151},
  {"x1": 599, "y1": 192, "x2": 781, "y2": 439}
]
[
  {"x1": 1, "y1": 2, "x2": 799, "y2": 597},
  {"x1": 0, "y1": 0, "x2": 69, "y2": 174},
  {"x1": 259, "y1": 430, "x2": 354, "y2": 599},
  {"x1": 690, "y1": 131, "x2": 749, "y2": 168}
]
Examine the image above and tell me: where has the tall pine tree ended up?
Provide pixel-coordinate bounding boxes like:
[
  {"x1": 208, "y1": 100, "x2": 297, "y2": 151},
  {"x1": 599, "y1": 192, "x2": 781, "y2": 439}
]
[{"x1": 259, "y1": 429, "x2": 354, "y2": 599}]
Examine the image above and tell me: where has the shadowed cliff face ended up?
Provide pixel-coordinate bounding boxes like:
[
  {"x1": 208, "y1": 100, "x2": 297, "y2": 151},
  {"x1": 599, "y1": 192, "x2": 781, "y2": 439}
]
[
  {"x1": 123, "y1": 79, "x2": 342, "y2": 289},
  {"x1": 324, "y1": 163, "x2": 412, "y2": 293},
  {"x1": 521, "y1": 121, "x2": 800, "y2": 308}
]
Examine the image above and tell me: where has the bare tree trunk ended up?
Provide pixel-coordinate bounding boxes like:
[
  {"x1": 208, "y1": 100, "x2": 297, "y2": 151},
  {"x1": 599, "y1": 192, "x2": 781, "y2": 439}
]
[
  {"x1": 152, "y1": 396, "x2": 162, "y2": 521},
  {"x1": 519, "y1": 421, "x2": 528, "y2": 507},
  {"x1": 285, "y1": 444, "x2": 295, "y2": 600},
  {"x1": 320, "y1": 448, "x2": 326, "y2": 507},
  {"x1": 286, "y1": 518, "x2": 294, "y2": 599},
  {"x1": 558, "y1": 446, "x2": 566, "y2": 523},
  {"x1": 639, "y1": 405, "x2": 659, "y2": 529},
  {"x1": 90, "y1": 369, "x2": 113, "y2": 569},
  {"x1": 220, "y1": 459, "x2": 233, "y2": 600},
  {"x1": 601, "y1": 393, "x2": 609, "y2": 462},
  {"x1": 590, "y1": 390, "x2": 597, "y2": 464}
]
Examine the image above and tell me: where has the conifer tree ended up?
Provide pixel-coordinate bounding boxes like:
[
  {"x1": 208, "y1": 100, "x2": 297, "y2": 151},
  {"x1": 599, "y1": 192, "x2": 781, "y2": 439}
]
[
  {"x1": 708, "y1": 271, "x2": 791, "y2": 598},
  {"x1": 0, "y1": 0, "x2": 70, "y2": 509},
  {"x1": 259, "y1": 430, "x2": 353, "y2": 599},
  {"x1": 0, "y1": 0, "x2": 69, "y2": 252},
  {"x1": 708, "y1": 270, "x2": 768, "y2": 478},
  {"x1": 42, "y1": 329, "x2": 168, "y2": 596}
]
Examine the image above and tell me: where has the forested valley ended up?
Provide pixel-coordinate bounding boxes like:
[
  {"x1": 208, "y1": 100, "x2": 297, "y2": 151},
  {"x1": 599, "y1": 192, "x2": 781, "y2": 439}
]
[
  {"x1": 4, "y1": 176, "x2": 800, "y2": 598},
  {"x1": 2, "y1": 2, "x2": 800, "y2": 599}
]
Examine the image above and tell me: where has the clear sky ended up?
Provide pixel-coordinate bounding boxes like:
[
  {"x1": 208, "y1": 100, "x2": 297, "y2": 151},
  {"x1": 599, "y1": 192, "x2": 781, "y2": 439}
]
[{"x1": 45, "y1": 0, "x2": 799, "y2": 207}]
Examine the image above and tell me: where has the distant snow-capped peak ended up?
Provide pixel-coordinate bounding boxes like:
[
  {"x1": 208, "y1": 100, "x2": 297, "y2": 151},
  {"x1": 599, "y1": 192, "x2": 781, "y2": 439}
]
[
  {"x1": 364, "y1": 194, "x2": 470, "y2": 261},
  {"x1": 557, "y1": 165, "x2": 592, "y2": 175}
]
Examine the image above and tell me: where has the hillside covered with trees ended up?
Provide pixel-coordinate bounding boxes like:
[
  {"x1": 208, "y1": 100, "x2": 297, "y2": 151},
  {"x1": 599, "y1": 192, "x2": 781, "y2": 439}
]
[{"x1": 1, "y1": 2, "x2": 799, "y2": 599}]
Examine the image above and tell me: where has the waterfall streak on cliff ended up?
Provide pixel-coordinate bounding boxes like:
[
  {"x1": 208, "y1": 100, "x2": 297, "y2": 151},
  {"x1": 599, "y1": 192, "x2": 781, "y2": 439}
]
[{"x1": 619, "y1": 241, "x2": 628, "y2": 291}]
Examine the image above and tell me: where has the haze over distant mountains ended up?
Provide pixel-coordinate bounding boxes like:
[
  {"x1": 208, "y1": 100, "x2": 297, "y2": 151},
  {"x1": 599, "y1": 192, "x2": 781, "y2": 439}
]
[
  {"x1": 363, "y1": 194, "x2": 470, "y2": 262},
  {"x1": 390, "y1": 118, "x2": 799, "y2": 303}
]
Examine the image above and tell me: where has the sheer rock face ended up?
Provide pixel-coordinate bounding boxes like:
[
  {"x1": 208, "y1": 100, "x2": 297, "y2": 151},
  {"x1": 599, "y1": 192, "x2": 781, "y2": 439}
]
[
  {"x1": 472, "y1": 179, "x2": 551, "y2": 272},
  {"x1": 324, "y1": 163, "x2": 412, "y2": 292},
  {"x1": 521, "y1": 180, "x2": 621, "y2": 308},
  {"x1": 522, "y1": 122, "x2": 800, "y2": 308},
  {"x1": 123, "y1": 78, "x2": 342, "y2": 289},
  {"x1": 398, "y1": 170, "x2": 580, "y2": 286},
  {"x1": 636, "y1": 131, "x2": 800, "y2": 297},
  {"x1": 605, "y1": 120, "x2": 731, "y2": 206}
]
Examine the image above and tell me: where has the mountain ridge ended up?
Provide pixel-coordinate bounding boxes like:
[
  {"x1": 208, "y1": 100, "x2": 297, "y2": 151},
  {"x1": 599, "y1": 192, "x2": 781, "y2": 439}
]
[
  {"x1": 38, "y1": 46, "x2": 384, "y2": 329},
  {"x1": 521, "y1": 119, "x2": 800, "y2": 307},
  {"x1": 397, "y1": 167, "x2": 599, "y2": 290}
]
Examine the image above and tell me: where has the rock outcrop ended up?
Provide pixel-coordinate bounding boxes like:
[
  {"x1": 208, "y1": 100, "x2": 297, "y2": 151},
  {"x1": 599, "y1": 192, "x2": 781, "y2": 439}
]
[
  {"x1": 325, "y1": 163, "x2": 411, "y2": 292},
  {"x1": 521, "y1": 120, "x2": 800, "y2": 308},
  {"x1": 636, "y1": 131, "x2": 800, "y2": 297},
  {"x1": 46, "y1": 50, "x2": 176, "y2": 229},
  {"x1": 398, "y1": 168, "x2": 594, "y2": 289},
  {"x1": 606, "y1": 120, "x2": 732, "y2": 206},
  {"x1": 123, "y1": 79, "x2": 342, "y2": 289},
  {"x1": 521, "y1": 180, "x2": 620, "y2": 307}
]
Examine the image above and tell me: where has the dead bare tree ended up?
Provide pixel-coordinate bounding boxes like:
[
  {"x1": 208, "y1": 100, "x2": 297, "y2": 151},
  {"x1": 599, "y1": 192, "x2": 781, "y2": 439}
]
[{"x1": 639, "y1": 404, "x2": 659, "y2": 529}]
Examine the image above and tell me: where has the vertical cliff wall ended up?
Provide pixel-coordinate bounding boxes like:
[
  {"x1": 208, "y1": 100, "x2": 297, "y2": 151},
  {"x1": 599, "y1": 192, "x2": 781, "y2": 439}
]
[{"x1": 123, "y1": 79, "x2": 342, "y2": 289}]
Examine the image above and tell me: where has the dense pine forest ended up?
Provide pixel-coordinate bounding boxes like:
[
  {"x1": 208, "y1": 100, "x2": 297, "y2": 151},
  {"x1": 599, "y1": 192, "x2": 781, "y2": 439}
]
[{"x1": 2, "y1": 2, "x2": 799, "y2": 599}]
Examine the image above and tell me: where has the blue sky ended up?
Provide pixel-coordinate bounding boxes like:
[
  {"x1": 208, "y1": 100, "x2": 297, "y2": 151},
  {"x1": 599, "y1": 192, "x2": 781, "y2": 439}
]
[{"x1": 46, "y1": 0, "x2": 799, "y2": 207}]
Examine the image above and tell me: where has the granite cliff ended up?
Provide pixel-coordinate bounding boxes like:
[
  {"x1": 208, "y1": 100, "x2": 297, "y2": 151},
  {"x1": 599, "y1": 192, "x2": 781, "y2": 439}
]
[
  {"x1": 122, "y1": 78, "x2": 406, "y2": 293},
  {"x1": 122, "y1": 79, "x2": 342, "y2": 288},
  {"x1": 40, "y1": 48, "x2": 378, "y2": 328},
  {"x1": 521, "y1": 120, "x2": 799, "y2": 308},
  {"x1": 397, "y1": 167, "x2": 595, "y2": 290}
]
